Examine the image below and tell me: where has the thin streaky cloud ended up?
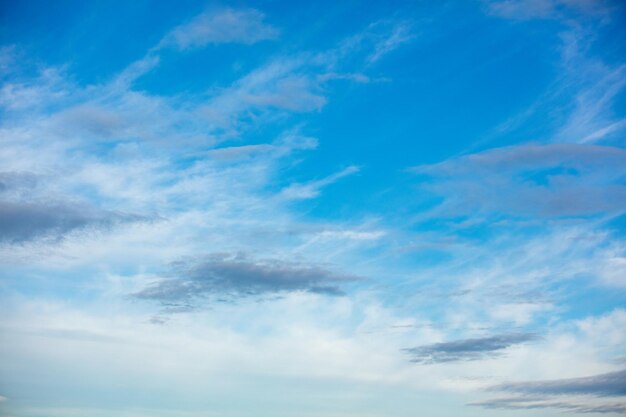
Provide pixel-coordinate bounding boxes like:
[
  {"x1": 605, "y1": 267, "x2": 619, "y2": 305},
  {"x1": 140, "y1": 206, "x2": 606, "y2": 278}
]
[
  {"x1": 134, "y1": 252, "x2": 359, "y2": 304},
  {"x1": 471, "y1": 397, "x2": 626, "y2": 414},
  {"x1": 279, "y1": 166, "x2": 360, "y2": 200},
  {"x1": 403, "y1": 333, "x2": 538, "y2": 363},
  {"x1": 472, "y1": 370, "x2": 626, "y2": 413},
  {"x1": 489, "y1": 369, "x2": 626, "y2": 397}
]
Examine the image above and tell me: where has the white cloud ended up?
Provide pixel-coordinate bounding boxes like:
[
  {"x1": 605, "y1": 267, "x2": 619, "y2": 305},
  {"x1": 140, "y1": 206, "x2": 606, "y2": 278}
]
[
  {"x1": 279, "y1": 166, "x2": 360, "y2": 200},
  {"x1": 477, "y1": 12, "x2": 626, "y2": 150},
  {"x1": 600, "y1": 256, "x2": 626, "y2": 287},
  {"x1": 580, "y1": 117, "x2": 626, "y2": 143},
  {"x1": 159, "y1": 8, "x2": 279, "y2": 50},
  {"x1": 486, "y1": 0, "x2": 614, "y2": 20},
  {"x1": 0, "y1": 28, "x2": 393, "y2": 275},
  {"x1": 366, "y1": 21, "x2": 414, "y2": 64},
  {"x1": 0, "y1": 67, "x2": 70, "y2": 111},
  {"x1": 555, "y1": 53, "x2": 626, "y2": 144},
  {"x1": 0, "y1": 294, "x2": 449, "y2": 415}
]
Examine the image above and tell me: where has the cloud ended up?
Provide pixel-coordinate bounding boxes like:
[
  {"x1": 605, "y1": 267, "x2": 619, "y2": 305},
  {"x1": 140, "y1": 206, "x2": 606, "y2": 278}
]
[
  {"x1": 412, "y1": 143, "x2": 626, "y2": 219},
  {"x1": 0, "y1": 67, "x2": 69, "y2": 112},
  {"x1": 472, "y1": 370, "x2": 626, "y2": 413},
  {"x1": 317, "y1": 72, "x2": 372, "y2": 83},
  {"x1": 558, "y1": 62, "x2": 626, "y2": 144},
  {"x1": 201, "y1": 58, "x2": 328, "y2": 133},
  {"x1": 52, "y1": 104, "x2": 127, "y2": 138},
  {"x1": 403, "y1": 333, "x2": 538, "y2": 363},
  {"x1": 206, "y1": 144, "x2": 278, "y2": 160},
  {"x1": 551, "y1": 28, "x2": 626, "y2": 145},
  {"x1": 134, "y1": 253, "x2": 359, "y2": 304},
  {"x1": 198, "y1": 20, "x2": 410, "y2": 132},
  {"x1": 581, "y1": 118, "x2": 626, "y2": 144},
  {"x1": 0, "y1": 171, "x2": 40, "y2": 192},
  {"x1": 159, "y1": 8, "x2": 279, "y2": 50},
  {"x1": 0, "y1": 200, "x2": 146, "y2": 244},
  {"x1": 278, "y1": 165, "x2": 360, "y2": 200},
  {"x1": 477, "y1": 6, "x2": 626, "y2": 151},
  {"x1": 0, "y1": 171, "x2": 148, "y2": 243},
  {"x1": 365, "y1": 21, "x2": 414, "y2": 64},
  {"x1": 490, "y1": 369, "x2": 626, "y2": 397},
  {"x1": 472, "y1": 396, "x2": 626, "y2": 414},
  {"x1": 109, "y1": 54, "x2": 160, "y2": 90},
  {"x1": 0, "y1": 46, "x2": 372, "y2": 264},
  {"x1": 486, "y1": 0, "x2": 615, "y2": 20}
]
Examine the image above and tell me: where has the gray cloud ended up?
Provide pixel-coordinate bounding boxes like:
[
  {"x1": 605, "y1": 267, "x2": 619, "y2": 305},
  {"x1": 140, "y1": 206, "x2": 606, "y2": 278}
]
[
  {"x1": 403, "y1": 332, "x2": 538, "y2": 363},
  {"x1": 135, "y1": 253, "x2": 358, "y2": 303},
  {"x1": 0, "y1": 171, "x2": 148, "y2": 243},
  {"x1": 412, "y1": 144, "x2": 626, "y2": 219},
  {"x1": 472, "y1": 396, "x2": 626, "y2": 414},
  {"x1": 0, "y1": 171, "x2": 40, "y2": 192},
  {"x1": 472, "y1": 369, "x2": 626, "y2": 414},
  {"x1": 491, "y1": 369, "x2": 626, "y2": 397},
  {"x1": 53, "y1": 104, "x2": 126, "y2": 139},
  {"x1": 0, "y1": 200, "x2": 145, "y2": 243}
]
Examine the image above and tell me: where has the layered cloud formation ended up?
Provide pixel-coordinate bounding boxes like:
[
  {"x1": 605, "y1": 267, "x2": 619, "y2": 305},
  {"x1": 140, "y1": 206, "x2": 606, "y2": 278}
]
[{"x1": 0, "y1": 1, "x2": 625, "y2": 416}]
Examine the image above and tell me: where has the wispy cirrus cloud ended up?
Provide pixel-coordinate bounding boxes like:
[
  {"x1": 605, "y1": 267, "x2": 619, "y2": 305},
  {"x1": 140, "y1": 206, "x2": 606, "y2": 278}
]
[
  {"x1": 200, "y1": 57, "x2": 328, "y2": 134},
  {"x1": 278, "y1": 165, "x2": 360, "y2": 200},
  {"x1": 554, "y1": 28, "x2": 626, "y2": 145},
  {"x1": 479, "y1": 2, "x2": 626, "y2": 149},
  {"x1": 365, "y1": 21, "x2": 414, "y2": 64},
  {"x1": 197, "y1": 18, "x2": 411, "y2": 135}
]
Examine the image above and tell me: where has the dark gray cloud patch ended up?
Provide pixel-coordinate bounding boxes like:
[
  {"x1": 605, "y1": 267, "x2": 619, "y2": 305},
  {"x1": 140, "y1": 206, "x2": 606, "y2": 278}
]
[
  {"x1": 403, "y1": 332, "x2": 538, "y2": 364},
  {"x1": 0, "y1": 171, "x2": 151, "y2": 243},
  {"x1": 0, "y1": 200, "x2": 147, "y2": 243},
  {"x1": 472, "y1": 369, "x2": 626, "y2": 414},
  {"x1": 135, "y1": 253, "x2": 358, "y2": 303},
  {"x1": 491, "y1": 369, "x2": 626, "y2": 397}
]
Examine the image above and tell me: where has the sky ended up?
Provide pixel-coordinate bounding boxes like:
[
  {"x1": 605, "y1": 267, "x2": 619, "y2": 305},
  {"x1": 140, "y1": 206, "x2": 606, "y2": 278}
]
[{"x1": 0, "y1": 0, "x2": 626, "y2": 416}]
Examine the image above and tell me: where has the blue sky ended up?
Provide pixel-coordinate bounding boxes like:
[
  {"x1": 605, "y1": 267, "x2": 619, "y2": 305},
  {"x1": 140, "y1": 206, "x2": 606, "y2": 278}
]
[{"x1": 1, "y1": 0, "x2": 626, "y2": 416}]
